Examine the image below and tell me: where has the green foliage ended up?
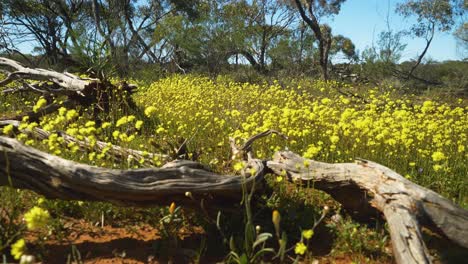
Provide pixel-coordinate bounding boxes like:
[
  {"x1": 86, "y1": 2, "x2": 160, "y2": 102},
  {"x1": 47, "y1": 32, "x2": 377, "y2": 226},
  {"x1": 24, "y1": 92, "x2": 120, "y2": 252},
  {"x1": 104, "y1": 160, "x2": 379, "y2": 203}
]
[
  {"x1": 328, "y1": 216, "x2": 390, "y2": 261},
  {"x1": 397, "y1": 0, "x2": 463, "y2": 35},
  {"x1": 0, "y1": 188, "x2": 27, "y2": 254}
]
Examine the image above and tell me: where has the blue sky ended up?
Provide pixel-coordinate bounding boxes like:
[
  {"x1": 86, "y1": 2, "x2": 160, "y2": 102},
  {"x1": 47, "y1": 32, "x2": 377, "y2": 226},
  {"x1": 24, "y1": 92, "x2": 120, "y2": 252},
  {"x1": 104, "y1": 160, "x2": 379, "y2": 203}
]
[{"x1": 325, "y1": 0, "x2": 464, "y2": 61}]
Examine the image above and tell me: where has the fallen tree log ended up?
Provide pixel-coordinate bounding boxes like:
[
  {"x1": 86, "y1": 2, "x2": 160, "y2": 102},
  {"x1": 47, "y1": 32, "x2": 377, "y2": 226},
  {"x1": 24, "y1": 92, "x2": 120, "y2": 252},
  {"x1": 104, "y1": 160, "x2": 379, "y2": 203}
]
[
  {"x1": 0, "y1": 57, "x2": 139, "y2": 122},
  {"x1": 268, "y1": 151, "x2": 468, "y2": 263},
  {"x1": 0, "y1": 136, "x2": 265, "y2": 208},
  {"x1": 0, "y1": 57, "x2": 94, "y2": 96},
  {"x1": 0, "y1": 136, "x2": 467, "y2": 264}
]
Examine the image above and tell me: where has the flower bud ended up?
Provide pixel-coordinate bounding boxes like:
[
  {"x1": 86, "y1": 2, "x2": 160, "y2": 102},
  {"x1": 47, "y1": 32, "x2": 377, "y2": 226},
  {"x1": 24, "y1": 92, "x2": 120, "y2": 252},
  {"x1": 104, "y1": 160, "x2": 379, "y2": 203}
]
[
  {"x1": 169, "y1": 202, "x2": 176, "y2": 214},
  {"x1": 272, "y1": 210, "x2": 281, "y2": 237}
]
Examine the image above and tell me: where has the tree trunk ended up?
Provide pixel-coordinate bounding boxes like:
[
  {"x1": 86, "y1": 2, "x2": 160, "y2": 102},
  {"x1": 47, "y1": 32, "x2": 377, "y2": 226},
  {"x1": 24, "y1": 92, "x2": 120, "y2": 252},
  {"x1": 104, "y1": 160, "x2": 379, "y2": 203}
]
[{"x1": 293, "y1": 0, "x2": 330, "y2": 81}]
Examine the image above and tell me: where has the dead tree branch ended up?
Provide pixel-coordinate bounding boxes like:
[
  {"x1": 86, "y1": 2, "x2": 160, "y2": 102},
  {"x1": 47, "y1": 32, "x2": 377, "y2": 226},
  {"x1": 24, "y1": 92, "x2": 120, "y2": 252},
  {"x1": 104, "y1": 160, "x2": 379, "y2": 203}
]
[
  {"x1": 268, "y1": 151, "x2": 468, "y2": 264},
  {"x1": 0, "y1": 136, "x2": 265, "y2": 209}
]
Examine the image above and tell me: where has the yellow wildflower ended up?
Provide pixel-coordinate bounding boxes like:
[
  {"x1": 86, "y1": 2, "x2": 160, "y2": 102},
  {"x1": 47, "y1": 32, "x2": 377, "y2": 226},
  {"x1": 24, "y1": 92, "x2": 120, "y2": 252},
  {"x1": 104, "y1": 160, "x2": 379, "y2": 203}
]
[
  {"x1": 101, "y1": 122, "x2": 112, "y2": 129},
  {"x1": 294, "y1": 242, "x2": 307, "y2": 255},
  {"x1": 144, "y1": 106, "x2": 157, "y2": 117},
  {"x1": 2, "y1": 124, "x2": 14, "y2": 135},
  {"x1": 233, "y1": 161, "x2": 245, "y2": 171},
  {"x1": 10, "y1": 239, "x2": 26, "y2": 260},
  {"x1": 66, "y1": 109, "x2": 78, "y2": 120},
  {"x1": 135, "y1": 120, "x2": 143, "y2": 130},
  {"x1": 431, "y1": 151, "x2": 446, "y2": 162},
  {"x1": 302, "y1": 229, "x2": 314, "y2": 239},
  {"x1": 433, "y1": 164, "x2": 443, "y2": 171},
  {"x1": 33, "y1": 97, "x2": 47, "y2": 113},
  {"x1": 23, "y1": 206, "x2": 50, "y2": 230}
]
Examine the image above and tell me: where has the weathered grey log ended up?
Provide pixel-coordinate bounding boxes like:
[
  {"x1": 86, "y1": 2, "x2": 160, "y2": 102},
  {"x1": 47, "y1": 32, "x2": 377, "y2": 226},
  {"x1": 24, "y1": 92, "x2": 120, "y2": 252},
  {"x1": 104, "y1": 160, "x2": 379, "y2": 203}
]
[
  {"x1": 267, "y1": 151, "x2": 468, "y2": 264},
  {"x1": 0, "y1": 57, "x2": 95, "y2": 95},
  {"x1": 1, "y1": 136, "x2": 468, "y2": 263},
  {"x1": 0, "y1": 120, "x2": 170, "y2": 165},
  {"x1": 0, "y1": 136, "x2": 265, "y2": 208}
]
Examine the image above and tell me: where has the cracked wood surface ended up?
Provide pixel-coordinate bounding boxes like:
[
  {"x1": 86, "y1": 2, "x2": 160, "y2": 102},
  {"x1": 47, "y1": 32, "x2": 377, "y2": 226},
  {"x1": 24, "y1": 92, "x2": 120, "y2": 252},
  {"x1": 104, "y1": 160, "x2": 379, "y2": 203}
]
[
  {"x1": 0, "y1": 136, "x2": 265, "y2": 208},
  {"x1": 0, "y1": 57, "x2": 95, "y2": 95},
  {"x1": 268, "y1": 151, "x2": 468, "y2": 264},
  {"x1": 1, "y1": 136, "x2": 468, "y2": 264}
]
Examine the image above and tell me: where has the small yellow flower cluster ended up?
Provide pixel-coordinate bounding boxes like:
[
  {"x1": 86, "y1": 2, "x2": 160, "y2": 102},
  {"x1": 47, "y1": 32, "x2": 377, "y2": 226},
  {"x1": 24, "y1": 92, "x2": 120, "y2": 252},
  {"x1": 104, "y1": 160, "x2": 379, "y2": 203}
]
[
  {"x1": 32, "y1": 97, "x2": 47, "y2": 113},
  {"x1": 10, "y1": 239, "x2": 26, "y2": 260},
  {"x1": 23, "y1": 206, "x2": 50, "y2": 230}
]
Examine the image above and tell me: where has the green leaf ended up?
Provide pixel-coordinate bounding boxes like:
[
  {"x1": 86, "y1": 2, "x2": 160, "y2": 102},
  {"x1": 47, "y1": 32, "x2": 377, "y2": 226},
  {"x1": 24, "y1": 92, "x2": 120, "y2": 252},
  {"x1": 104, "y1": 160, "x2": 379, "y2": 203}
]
[
  {"x1": 239, "y1": 253, "x2": 249, "y2": 264},
  {"x1": 252, "y1": 233, "x2": 273, "y2": 249},
  {"x1": 229, "y1": 236, "x2": 237, "y2": 252},
  {"x1": 251, "y1": 248, "x2": 275, "y2": 262},
  {"x1": 244, "y1": 222, "x2": 255, "y2": 256}
]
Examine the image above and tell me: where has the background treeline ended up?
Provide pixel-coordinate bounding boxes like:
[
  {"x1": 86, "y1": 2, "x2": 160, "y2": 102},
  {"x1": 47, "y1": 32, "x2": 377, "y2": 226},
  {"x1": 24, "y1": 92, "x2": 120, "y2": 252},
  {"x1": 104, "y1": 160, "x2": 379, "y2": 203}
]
[{"x1": 0, "y1": 0, "x2": 466, "y2": 91}]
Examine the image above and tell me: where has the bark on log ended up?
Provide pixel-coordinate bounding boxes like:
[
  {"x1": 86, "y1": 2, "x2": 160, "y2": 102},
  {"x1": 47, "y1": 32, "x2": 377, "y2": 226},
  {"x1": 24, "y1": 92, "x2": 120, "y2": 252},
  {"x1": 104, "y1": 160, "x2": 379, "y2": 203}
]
[
  {"x1": 267, "y1": 151, "x2": 468, "y2": 264},
  {"x1": 0, "y1": 136, "x2": 265, "y2": 208},
  {"x1": 1, "y1": 137, "x2": 467, "y2": 263},
  {"x1": 0, "y1": 57, "x2": 140, "y2": 124},
  {"x1": 0, "y1": 57, "x2": 95, "y2": 96}
]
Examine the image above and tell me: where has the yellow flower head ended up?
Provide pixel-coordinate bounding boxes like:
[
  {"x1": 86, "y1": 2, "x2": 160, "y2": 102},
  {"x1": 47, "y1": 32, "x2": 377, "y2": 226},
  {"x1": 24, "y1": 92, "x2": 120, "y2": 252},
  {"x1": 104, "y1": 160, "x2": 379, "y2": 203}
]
[
  {"x1": 233, "y1": 161, "x2": 245, "y2": 171},
  {"x1": 23, "y1": 206, "x2": 50, "y2": 230},
  {"x1": 144, "y1": 106, "x2": 157, "y2": 117},
  {"x1": 33, "y1": 97, "x2": 47, "y2": 113},
  {"x1": 101, "y1": 122, "x2": 112, "y2": 129},
  {"x1": 294, "y1": 242, "x2": 307, "y2": 255},
  {"x1": 66, "y1": 109, "x2": 78, "y2": 120},
  {"x1": 11, "y1": 239, "x2": 26, "y2": 260},
  {"x1": 2, "y1": 124, "x2": 14, "y2": 135},
  {"x1": 302, "y1": 229, "x2": 314, "y2": 240},
  {"x1": 135, "y1": 120, "x2": 144, "y2": 130},
  {"x1": 169, "y1": 202, "x2": 176, "y2": 214},
  {"x1": 431, "y1": 151, "x2": 446, "y2": 162}
]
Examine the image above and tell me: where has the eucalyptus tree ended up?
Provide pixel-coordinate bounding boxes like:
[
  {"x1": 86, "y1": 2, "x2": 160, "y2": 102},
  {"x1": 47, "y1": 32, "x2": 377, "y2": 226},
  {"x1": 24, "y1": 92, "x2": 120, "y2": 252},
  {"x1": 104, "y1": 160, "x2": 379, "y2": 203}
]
[
  {"x1": 268, "y1": 21, "x2": 316, "y2": 73},
  {"x1": 397, "y1": 0, "x2": 466, "y2": 78},
  {"x1": 1, "y1": 0, "x2": 86, "y2": 65},
  {"x1": 152, "y1": 0, "x2": 295, "y2": 74},
  {"x1": 239, "y1": 0, "x2": 296, "y2": 72},
  {"x1": 454, "y1": 22, "x2": 467, "y2": 58},
  {"x1": 292, "y1": 0, "x2": 347, "y2": 80}
]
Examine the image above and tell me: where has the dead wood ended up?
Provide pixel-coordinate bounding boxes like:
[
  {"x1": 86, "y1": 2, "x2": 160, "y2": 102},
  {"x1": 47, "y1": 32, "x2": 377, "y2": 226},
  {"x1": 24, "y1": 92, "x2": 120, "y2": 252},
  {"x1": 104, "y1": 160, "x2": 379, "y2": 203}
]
[
  {"x1": 0, "y1": 136, "x2": 265, "y2": 209},
  {"x1": 267, "y1": 151, "x2": 468, "y2": 264},
  {"x1": 0, "y1": 57, "x2": 139, "y2": 123},
  {"x1": 0, "y1": 57, "x2": 95, "y2": 96},
  {"x1": 0, "y1": 136, "x2": 466, "y2": 264}
]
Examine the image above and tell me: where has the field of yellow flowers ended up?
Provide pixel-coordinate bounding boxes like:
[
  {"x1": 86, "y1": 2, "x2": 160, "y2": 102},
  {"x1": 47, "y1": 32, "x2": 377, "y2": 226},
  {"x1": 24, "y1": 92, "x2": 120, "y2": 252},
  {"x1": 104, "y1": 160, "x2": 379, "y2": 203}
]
[
  {"x1": 135, "y1": 76, "x2": 467, "y2": 205},
  {"x1": 1, "y1": 74, "x2": 467, "y2": 262}
]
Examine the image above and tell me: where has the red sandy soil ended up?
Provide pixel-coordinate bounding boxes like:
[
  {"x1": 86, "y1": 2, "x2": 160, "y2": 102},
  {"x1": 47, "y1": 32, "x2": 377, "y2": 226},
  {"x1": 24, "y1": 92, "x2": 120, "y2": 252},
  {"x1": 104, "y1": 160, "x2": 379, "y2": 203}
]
[{"x1": 28, "y1": 219, "x2": 210, "y2": 263}]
